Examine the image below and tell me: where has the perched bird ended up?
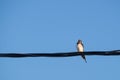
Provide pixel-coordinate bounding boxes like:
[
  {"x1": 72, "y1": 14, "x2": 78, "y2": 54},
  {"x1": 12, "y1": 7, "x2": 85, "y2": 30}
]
[{"x1": 77, "y1": 40, "x2": 87, "y2": 63}]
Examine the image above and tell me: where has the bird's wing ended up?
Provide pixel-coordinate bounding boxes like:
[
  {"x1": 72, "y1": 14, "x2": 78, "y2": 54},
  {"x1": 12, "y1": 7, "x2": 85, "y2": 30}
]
[{"x1": 81, "y1": 42, "x2": 84, "y2": 48}]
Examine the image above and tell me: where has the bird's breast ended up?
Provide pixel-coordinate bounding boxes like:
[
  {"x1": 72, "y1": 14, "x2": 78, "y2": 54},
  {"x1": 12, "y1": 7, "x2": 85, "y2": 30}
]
[{"x1": 77, "y1": 44, "x2": 84, "y2": 52}]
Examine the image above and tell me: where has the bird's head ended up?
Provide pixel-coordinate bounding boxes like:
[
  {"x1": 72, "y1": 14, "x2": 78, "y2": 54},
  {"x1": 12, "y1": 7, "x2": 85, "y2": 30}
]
[{"x1": 77, "y1": 40, "x2": 82, "y2": 44}]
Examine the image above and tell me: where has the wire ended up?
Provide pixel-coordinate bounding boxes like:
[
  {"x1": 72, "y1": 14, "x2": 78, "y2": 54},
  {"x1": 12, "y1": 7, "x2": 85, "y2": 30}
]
[{"x1": 0, "y1": 50, "x2": 120, "y2": 58}]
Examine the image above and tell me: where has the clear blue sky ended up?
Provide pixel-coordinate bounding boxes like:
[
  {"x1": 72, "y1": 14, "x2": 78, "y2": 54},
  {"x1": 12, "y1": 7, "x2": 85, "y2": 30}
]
[{"x1": 0, "y1": 0, "x2": 120, "y2": 80}]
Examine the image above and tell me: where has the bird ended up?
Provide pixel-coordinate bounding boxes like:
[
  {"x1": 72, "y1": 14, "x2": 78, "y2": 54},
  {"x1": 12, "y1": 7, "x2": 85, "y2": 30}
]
[{"x1": 77, "y1": 40, "x2": 87, "y2": 63}]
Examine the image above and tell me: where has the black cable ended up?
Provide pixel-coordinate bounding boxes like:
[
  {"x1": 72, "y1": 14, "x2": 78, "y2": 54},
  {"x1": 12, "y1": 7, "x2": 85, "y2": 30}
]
[{"x1": 0, "y1": 50, "x2": 120, "y2": 58}]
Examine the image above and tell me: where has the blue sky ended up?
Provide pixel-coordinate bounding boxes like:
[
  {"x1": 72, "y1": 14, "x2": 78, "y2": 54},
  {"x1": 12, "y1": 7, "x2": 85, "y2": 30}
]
[{"x1": 0, "y1": 0, "x2": 120, "y2": 80}]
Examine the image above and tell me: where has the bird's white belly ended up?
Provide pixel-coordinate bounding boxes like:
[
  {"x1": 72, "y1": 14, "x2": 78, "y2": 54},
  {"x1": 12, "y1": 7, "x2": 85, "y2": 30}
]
[{"x1": 77, "y1": 44, "x2": 84, "y2": 52}]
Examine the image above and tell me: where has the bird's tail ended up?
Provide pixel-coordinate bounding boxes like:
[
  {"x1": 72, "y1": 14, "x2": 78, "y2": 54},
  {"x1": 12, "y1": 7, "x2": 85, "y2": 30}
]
[
  {"x1": 84, "y1": 58, "x2": 87, "y2": 63},
  {"x1": 81, "y1": 53, "x2": 87, "y2": 63}
]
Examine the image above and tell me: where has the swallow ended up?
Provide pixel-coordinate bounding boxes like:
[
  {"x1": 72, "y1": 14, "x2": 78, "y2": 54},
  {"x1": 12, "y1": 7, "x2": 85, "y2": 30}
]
[{"x1": 77, "y1": 40, "x2": 87, "y2": 63}]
